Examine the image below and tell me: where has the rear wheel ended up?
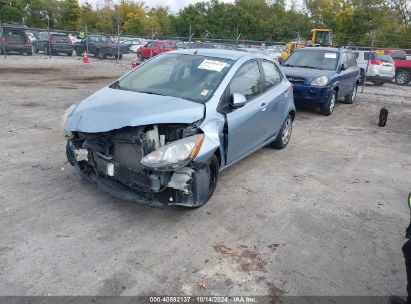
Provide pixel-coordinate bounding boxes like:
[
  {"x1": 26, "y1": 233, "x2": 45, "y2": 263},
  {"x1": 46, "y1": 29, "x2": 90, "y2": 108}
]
[
  {"x1": 97, "y1": 50, "x2": 105, "y2": 60},
  {"x1": 271, "y1": 114, "x2": 293, "y2": 149},
  {"x1": 115, "y1": 53, "x2": 123, "y2": 60},
  {"x1": 320, "y1": 91, "x2": 336, "y2": 116},
  {"x1": 75, "y1": 49, "x2": 82, "y2": 56},
  {"x1": 67, "y1": 51, "x2": 73, "y2": 56},
  {"x1": 359, "y1": 69, "x2": 365, "y2": 85},
  {"x1": 344, "y1": 85, "x2": 357, "y2": 104},
  {"x1": 395, "y1": 70, "x2": 411, "y2": 86}
]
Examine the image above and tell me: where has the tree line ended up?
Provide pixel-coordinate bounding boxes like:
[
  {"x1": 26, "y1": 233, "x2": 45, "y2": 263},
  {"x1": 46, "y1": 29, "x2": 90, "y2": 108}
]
[{"x1": 1, "y1": 0, "x2": 410, "y2": 48}]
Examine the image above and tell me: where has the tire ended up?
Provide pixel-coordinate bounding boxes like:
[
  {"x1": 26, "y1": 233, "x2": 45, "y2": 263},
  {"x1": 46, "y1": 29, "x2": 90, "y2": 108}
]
[
  {"x1": 344, "y1": 85, "x2": 357, "y2": 104},
  {"x1": 114, "y1": 53, "x2": 122, "y2": 60},
  {"x1": 395, "y1": 70, "x2": 411, "y2": 86},
  {"x1": 67, "y1": 51, "x2": 73, "y2": 56},
  {"x1": 97, "y1": 50, "x2": 104, "y2": 60},
  {"x1": 182, "y1": 155, "x2": 219, "y2": 208},
  {"x1": 271, "y1": 114, "x2": 293, "y2": 149},
  {"x1": 75, "y1": 49, "x2": 82, "y2": 56},
  {"x1": 373, "y1": 81, "x2": 384, "y2": 86},
  {"x1": 320, "y1": 91, "x2": 336, "y2": 116},
  {"x1": 359, "y1": 69, "x2": 365, "y2": 85},
  {"x1": 34, "y1": 45, "x2": 39, "y2": 53},
  {"x1": 137, "y1": 53, "x2": 143, "y2": 61}
]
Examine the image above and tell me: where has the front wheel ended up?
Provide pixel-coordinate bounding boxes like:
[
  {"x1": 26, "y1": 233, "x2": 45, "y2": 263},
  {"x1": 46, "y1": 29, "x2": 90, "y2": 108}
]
[
  {"x1": 395, "y1": 70, "x2": 411, "y2": 86},
  {"x1": 271, "y1": 114, "x2": 293, "y2": 149},
  {"x1": 181, "y1": 155, "x2": 219, "y2": 208},
  {"x1": 75, "y1": 49, "x2": 82, "y2": 56},
  {"x1": 320, "y1": 91, "x2": 336, "y2": 116}
]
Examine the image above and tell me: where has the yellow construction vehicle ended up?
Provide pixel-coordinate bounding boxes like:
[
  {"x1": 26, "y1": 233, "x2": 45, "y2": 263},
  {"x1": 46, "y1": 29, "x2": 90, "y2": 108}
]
[{"x1": 280, "y1": 29, "x2": 333, "y2": 62}]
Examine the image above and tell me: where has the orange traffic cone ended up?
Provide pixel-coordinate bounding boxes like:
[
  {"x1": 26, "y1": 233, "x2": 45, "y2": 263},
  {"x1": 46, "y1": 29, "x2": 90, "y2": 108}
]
[
  {"x1": 83, "y1": 51, "x2": 89, "y2": 63},
  {"x1": 131, "y1": 56, "x2": 137, "y2": 69}
]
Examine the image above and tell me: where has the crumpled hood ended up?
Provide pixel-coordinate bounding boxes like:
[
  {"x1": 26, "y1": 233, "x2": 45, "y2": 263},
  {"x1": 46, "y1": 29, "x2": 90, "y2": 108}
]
[
  {"x1": 281, "y1": 66, "x2": 336, "y2": 84},
  {"x1": 66, "y1": 87, "x2": 205, "y2": 133}
]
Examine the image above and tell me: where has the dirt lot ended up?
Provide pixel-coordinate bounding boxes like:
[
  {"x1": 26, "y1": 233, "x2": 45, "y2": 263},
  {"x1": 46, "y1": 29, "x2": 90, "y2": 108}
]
[{"x1": 1, "y1": 54, "x2": 411, "y2": 296}]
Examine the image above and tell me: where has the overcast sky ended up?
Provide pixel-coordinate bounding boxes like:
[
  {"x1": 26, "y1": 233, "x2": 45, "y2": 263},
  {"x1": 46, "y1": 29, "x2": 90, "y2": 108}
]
[{"x1": 85, "y1": 0, "x2": 303, "y2": 13}]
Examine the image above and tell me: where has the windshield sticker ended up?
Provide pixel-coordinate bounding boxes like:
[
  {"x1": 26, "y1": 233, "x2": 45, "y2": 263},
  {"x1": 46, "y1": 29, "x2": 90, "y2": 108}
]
[
  {"x1": 200, "y1": 89, "x2": 209, "y2": 96},
  {"x1": 324, "y1": 53, "x2": 337, "y2": 59},
  {"x1": 198, "y1": 59, "x2": 227, "y2": 72}
]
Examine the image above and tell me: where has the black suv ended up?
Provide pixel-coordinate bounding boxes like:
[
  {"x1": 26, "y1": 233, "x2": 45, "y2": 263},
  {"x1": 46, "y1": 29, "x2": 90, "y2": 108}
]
[
  {"x1": 0, "y1": 23, "x2": 33, "y2": 55},
  {"x1": 33, "y1": 32, "x2": 73, "y2": 56},
  {"x1": 73, "y1": 35, "x2": 129, "y2": 59}
]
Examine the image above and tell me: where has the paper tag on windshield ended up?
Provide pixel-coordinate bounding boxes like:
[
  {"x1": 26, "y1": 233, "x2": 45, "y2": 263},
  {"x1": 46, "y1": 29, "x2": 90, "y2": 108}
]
[
  {"x1": 200, "y1": 89, "x2": 209, "y2": 96},
  {"x1": 324, "y1": 53, "x2": 337, "y2": 59},
  {"x1": 198, "y1": 59, "x2": 227, "y2": 72}
]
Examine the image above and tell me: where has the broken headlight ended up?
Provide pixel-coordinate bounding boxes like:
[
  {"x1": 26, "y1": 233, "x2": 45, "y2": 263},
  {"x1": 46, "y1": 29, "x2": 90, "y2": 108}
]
[
  {"x1": 61, "y1": 104, "x2": 77, "y2": 136},
  {"x1": 141, "y1": 134, "x2": 204, "y2": 170}
]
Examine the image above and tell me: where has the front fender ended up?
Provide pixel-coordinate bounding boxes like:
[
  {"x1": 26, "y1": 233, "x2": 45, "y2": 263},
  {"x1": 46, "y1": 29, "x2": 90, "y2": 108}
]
[{"x1": 194, "y1": 117, "x2": 225, "y2": 168}]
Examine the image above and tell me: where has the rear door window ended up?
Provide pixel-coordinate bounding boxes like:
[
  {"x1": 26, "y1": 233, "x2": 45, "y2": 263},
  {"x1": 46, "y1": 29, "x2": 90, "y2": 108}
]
[{"x1": 261, "y1": 61, "x2": 282, "y2": 90}]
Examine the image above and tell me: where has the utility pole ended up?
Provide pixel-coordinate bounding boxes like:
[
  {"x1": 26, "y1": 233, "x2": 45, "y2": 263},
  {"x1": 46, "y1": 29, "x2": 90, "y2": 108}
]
[
  {"x1": 362, "y1": 30, "x2": 376, "y2": 93},
  {"x1": 189, "y1": 25, "x2": 193, "y2": 46},
  {"x1": 47, "y1": 15, "x2": 51, "y2": 59},
  {"x1": 85, "y1": 24, "x2": 89, "y2": 55},
  {"x1": 0, "y1": 20, "x2": 6, "y2": 59},
  {"x1": 116, "y1": 23, "x2": 120, "y2": 63}
]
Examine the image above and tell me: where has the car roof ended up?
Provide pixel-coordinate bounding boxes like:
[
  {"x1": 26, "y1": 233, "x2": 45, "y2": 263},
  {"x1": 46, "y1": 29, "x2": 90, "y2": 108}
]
[
  {"x1": 169, "y1": 48, "x2": 252, "y2": 61},
  {"x1": 295, "y1": 47, "x2": 346, "y2": 53}
]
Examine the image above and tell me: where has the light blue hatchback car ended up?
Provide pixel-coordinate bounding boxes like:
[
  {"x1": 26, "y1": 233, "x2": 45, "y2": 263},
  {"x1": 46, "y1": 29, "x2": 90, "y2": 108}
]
[{"x1": 63, "y1": 49, "x2": 295, "y2": 208}]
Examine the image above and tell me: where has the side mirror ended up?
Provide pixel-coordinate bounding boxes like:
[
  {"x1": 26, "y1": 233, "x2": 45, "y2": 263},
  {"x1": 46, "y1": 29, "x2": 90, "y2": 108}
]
[
  {"x1": 231, "y1": 93, "x2": 247, "y2": 108},
  {"x1": 340, "y1": 64, "x2": 346, "y2": 71}
]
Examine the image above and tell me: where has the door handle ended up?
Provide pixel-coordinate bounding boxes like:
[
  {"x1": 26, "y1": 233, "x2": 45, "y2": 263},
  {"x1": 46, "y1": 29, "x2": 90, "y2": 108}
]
[{"x1": 260, "y1": 103, "x2": 267, "y2": 111}]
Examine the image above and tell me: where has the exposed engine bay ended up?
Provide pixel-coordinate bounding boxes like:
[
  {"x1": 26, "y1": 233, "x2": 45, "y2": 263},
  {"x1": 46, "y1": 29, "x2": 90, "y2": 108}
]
[{"x1": 66, "y1": 123, "x2": 216, "y2": 208}]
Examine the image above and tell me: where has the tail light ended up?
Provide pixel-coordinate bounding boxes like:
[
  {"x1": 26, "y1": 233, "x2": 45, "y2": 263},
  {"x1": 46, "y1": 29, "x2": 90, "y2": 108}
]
[
  {"x1": 49, "y1": 39, "x2": 57, "y2": 44},
  {"x1": 370, "y1": 60, "x2": 382, "y2": 65}
]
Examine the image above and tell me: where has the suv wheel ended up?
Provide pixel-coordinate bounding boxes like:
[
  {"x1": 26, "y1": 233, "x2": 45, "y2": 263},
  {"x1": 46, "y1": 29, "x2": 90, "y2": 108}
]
[
  {"x1": 396, "y1": 70, "x2": 411, "y2": 86},
  {"x1": 97, "y1": 50, "x2": 105, "y2": 60},
  {"x1": 359, "y1": 69, "x2": 365, "y2": 85},
  {"x1": 271, "y1": 114, "x2": 293, "y2": 149},
  {"x1": 344, "y1": 85, "x2": 357, "y2": 104},
  {"x1": 320, "y1": 91, "x2": 336, "y2": 116},
  {"x1": 75, "y1": 50, "x2": 82, "y2": 56}
]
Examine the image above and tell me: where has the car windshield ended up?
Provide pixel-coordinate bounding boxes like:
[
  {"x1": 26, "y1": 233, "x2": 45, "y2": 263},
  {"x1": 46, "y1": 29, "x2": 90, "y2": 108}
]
[
  {"x1": 284, "y1": 50, "x2": 339, "y2": 71},
  {"x1": 117, "y1": 53, "x2": 233, "y2": 103}
]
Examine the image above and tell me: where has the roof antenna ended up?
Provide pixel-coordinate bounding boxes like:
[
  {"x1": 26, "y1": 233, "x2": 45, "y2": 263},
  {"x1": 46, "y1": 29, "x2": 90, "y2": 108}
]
[{"x1": 194, "y1": 49, "x2": 198, "y2": 55}]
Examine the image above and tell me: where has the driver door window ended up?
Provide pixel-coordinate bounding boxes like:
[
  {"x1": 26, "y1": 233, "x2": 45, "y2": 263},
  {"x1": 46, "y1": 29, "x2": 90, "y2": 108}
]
[{"x1": 229, "y1": 61, "x2": 261, "y2": 101}]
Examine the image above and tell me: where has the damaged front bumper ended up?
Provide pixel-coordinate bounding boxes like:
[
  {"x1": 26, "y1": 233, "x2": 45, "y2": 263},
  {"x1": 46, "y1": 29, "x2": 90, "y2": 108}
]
[{"x1": 66, "y1": 124, "x2": 214, "y2": 208}]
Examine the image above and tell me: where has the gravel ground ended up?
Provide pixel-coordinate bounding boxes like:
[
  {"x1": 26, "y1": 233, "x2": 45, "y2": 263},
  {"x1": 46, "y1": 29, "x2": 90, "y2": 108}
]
[{"x1": 0, "y1": 54, "x2": 411, "y2": 297}]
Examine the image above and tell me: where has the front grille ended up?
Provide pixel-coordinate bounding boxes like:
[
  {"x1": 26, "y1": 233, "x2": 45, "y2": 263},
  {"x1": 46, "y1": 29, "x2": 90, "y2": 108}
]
[
  {"x1": 114, "y1": 143, "x2": 144, "y2": 172},
  {"x1": 287, "y1": 76, "x2": 305, "y2": 84}
]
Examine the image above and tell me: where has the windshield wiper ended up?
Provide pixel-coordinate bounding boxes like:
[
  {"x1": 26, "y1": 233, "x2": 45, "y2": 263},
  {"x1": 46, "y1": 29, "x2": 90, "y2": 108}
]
[
  {"x1": 109, "y1": 80, "x2": 121, "y2": 89},
  {"x1": 282, "y1": 64, "x2": 294, "y2": 67},
  {"x1": 297, "y1": 65, "x2": 326, "y2": 70},
  {"x1": 138, "y1": 90, "x2": 167, "y2": 96}
]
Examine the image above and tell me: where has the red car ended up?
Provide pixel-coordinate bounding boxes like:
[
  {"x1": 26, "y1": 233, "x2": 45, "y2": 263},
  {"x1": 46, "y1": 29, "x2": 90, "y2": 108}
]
[
  {"x1": 137, "y1": 40, "x2": 177, "y2": 60},
  {"x1": 380, "y1": 49, "x2": 411, "y2": 85}
]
